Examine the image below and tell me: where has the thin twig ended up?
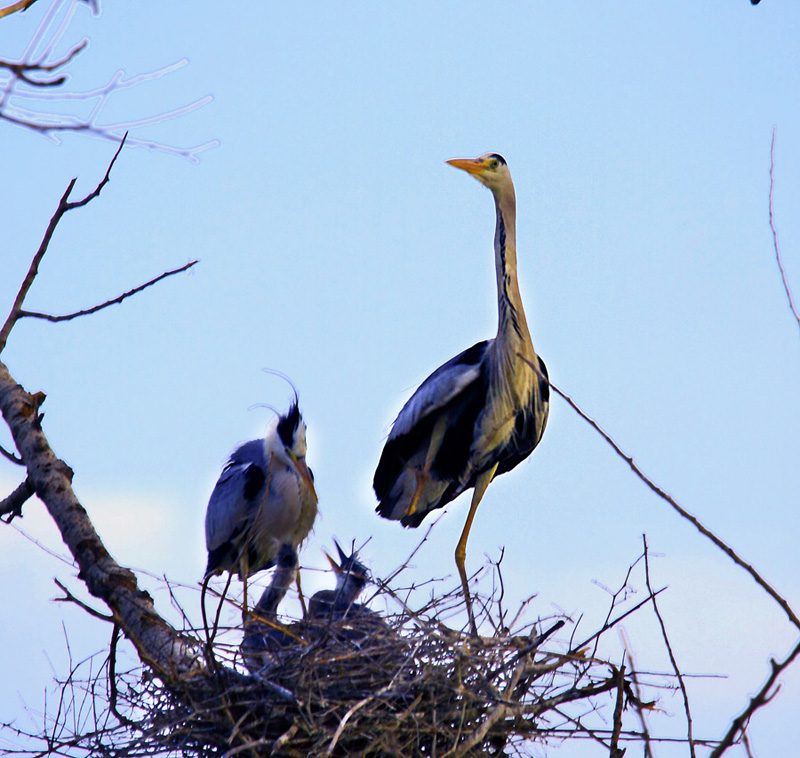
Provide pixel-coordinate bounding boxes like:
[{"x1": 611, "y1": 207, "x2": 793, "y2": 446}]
[
  {"x1": 54, "y1": 578, "x2": 115, "y2": 623},
  {"x1": 768, "y1": 126, "x2": 800, "y2": 334},
  {"x1": 19, "y1": 260, "x2": 199, "y2": 323},
  {"x1": 0, "y1": 441, "x2": 23, "y2": 464},
  {"x1": 0, "y1": 0, "x2": 38, "y2": 19},
  {"x1": 0, "y1": 136, "x2": 127, "y2": 354},
  {"x1": 107, "y1": 624, "x2": 136, "y2": 727},
  {"x1": 642, "y1": 534, "x2": 695, "y2": 757},
  {"x1": 520, "y1": 355, "x2": 800, "y2": 632},
  {"x1": 0, "y1": 475, "x2": 34, "y2": 522},
  {"x1": 710, "y1": 635, "x2": 800, "y2": 758},
  {"x1": 620, "y1": 630, "x2": 654, "y2": 758},
  {"x1": 609, "y1": 662, "x2": 625, "y2": 757},
  {"x1": 570, "y1": 587, "x2": 666, "y2": 656}
]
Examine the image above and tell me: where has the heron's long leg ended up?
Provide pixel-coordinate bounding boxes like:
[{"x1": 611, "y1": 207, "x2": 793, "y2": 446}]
[
  {"x1": 296, "y1": 571, "x2": 307, "y2": 617},
  {"x1": 455, "y1": 463, "x2": 498, "y2": 635},
  {"x1": 240, "y1": 555, "x2": 250, "y2": 624},
  {"x1": 406, "y1": 415, "x2": 450, "y2": 517}
]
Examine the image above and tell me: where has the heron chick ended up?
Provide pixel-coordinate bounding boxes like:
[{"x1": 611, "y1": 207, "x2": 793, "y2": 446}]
[
  {"x1": 307, "y1": 539, "x2": 372, "y2": 622},
  {"x1": 373, "y1": 153, "x2": 549, "y2": 633}
]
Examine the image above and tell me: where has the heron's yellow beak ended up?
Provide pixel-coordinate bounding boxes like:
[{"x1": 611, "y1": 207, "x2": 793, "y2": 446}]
[
  {"x1": 446, "y1": 157, "x2": 487, "y2": 176},
  {"x1": 292, "y1": 456, "x2": 318, "y2": 503}
]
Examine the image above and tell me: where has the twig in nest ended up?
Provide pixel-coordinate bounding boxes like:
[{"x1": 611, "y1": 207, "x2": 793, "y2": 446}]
[
  {"x1": 609, "y1": 662, "x2": 626, "y2": 758},
  {"x1": 108, "y1": 624, "x2": 136, "y2": 727},
  {"x1": 642, "y1": 534, "x2": 694, "y2": 757}
]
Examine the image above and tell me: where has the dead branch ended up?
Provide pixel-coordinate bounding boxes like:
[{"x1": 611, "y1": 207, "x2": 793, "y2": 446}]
[
  {"x1": 0, "y1": 441, "x2": 23, "y2": 464},
  {"x1": 0, "y1": 0, "x2": 38, "y2": 19},
  {"x1": 609, "y1": 662, "x2": 625, "y2": 758},
  {"x1": 0, "y1": 474, "x2": 33, "y2": 521},
  {"x1": 642, "y1": 534, "x2": 695, "y2": 757},
  {"x1": 0, "y1": 144, "x2": 200, "y2": 682},
  {"x1": 18, "y1": 260, "x2": 199, "y2": 324},
  {"x1": 0, "y1": 136, "x2": 126, "y2": 354},
  {"x1": 54, "y1": 577, "x2": 115, "y2": 623},
  {"x1": 520, "y1": 354, "x2": 800, "y2": 634},
  {"x1": 769, "y1": 126, "x2": 800, "y2": 334},
  {"x1": 710, "y1": 635, "x2": 800, "y2": 758},
  {"x1": 1, "y1": 0, "x2": 214, "y2": 161}
]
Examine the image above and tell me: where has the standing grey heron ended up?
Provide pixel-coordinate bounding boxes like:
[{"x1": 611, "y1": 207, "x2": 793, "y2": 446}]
[
  {"x1": 204, "y1": 398, "x2": 318, "y2": 612},
  {"x1": 373, "y1": 153, "x2": 549, "y2": 633}
]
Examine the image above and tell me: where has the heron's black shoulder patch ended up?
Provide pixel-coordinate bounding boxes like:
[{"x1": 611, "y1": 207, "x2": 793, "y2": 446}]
[{"x1": 243, "y1": 463, "x2": 266, "y2": 500}]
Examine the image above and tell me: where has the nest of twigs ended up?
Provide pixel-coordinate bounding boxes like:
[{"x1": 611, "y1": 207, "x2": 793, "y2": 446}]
[
  {"x1": 6, "y1": 557, "x2": 678, "y2": 758},
  {"x1": 109, "y1": 580, "x2": 661, "y2": 758}
]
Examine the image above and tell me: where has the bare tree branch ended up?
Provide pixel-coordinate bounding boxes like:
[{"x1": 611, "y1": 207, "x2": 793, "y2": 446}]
[
  {"x1": 0, "y1": 0, "x2": 38, "y2": 19},
  {"x1": 19, "y1": 260, "x2": 199, "y2": 324},
  {"x1": 0, "y1": 475, "x2": 33, "y2": 522},
  {"x1": 768, "y1": 126, "x2": 800, "y2": 334},
  {"x1": 0, "y1": 136, "x2": 126, "y2": 354},
  {"x1": 0, "y1": 145, "x2": 201, "y2": 682},
  {"x1": 710, "y1": 635, "x2": 800, "y2": 757},
  {"x1": 0, "y1": 358, "x2": 200, "y2": 679},
  {"x1": 0, "y1": 441, "x2": 23, "y2": 464},
  {"x1": 609, "y1": 663, "x2": 625, "y2": 758},
  {"x1": 520, "y1": 354, "x2": 800, "y2": 633},
  {"x1": 1, "y1": 0, "x2": 214, "y2": 161}
]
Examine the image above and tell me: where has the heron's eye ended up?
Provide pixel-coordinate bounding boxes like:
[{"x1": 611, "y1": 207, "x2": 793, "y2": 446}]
[{"x1": 489, "y1": 159, "x2": 500, "y2": 170}]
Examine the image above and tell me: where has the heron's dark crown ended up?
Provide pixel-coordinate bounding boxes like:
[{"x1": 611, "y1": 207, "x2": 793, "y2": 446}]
[
  {"x1": 276, "y1": 401, "x2": 302, "y2": 448},
  {"x1": 487, "y1": 153, "x2": 506, "y2": 165},
  {"x1": 333, "y1": 541, "x2": 370, "y2": 588}
]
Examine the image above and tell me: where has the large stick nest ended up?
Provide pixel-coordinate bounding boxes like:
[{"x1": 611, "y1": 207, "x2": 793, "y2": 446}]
[{"x1": 4, "y1": 556, "x2": 678, "y2": 758}]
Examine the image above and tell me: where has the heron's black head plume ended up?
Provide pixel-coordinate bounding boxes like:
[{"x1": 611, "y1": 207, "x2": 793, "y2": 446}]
[{"x1": 277, "y1": 401, "x2": 302, "y2": 448}]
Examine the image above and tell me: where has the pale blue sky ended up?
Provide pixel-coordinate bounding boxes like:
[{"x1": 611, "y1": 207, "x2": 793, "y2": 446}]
[{"x1": 2, "y1": 2, "x2": 799, "y2": 755}]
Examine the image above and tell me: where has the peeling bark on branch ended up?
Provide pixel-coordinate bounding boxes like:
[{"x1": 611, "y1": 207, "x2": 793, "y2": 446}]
[{"x1": 0, "y1": 360, "x2": 200, "y2": 681}]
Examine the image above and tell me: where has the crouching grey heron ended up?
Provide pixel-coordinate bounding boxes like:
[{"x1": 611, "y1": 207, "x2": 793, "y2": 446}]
[
  {"x1": 204, "y1": 397, "x2": 318, "y2": 613},
  {"x1": 373, "y1": 153, "x2": 549, "y2": 634}
]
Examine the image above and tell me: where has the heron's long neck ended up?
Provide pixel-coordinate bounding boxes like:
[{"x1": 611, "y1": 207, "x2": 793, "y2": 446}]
[{"x1": 493, "y1": 186, "x2": 533, "y2": 358}]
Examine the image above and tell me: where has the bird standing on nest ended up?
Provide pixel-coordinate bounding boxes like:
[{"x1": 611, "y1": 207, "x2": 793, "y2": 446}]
[
  {"x1": 204, "y1": 398, "x2": 318, "y2": 613},
  {"x1": 373, "y1": 153, "x2": 549, "y2": 633}
]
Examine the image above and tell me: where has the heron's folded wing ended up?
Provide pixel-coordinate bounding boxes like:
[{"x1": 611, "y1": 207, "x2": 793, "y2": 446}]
[{"x1": 388, "y1": 340, "x2": 489, "y2": 439}]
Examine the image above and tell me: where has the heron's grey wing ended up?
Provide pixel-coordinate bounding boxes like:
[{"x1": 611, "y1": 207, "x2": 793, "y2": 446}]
[
  {"x1": 388, "y1": 341, "x2": 489, "y2": 439},
  {"x1": 204, "y1": 440, "x2": 267, "y2": 577},
  {"x1": 373, "y1": 341, "x2": 489, "y2": 508}
]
